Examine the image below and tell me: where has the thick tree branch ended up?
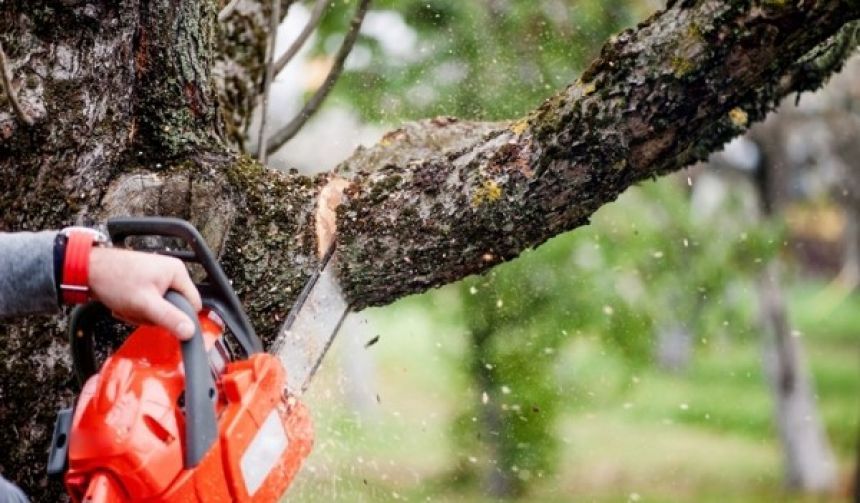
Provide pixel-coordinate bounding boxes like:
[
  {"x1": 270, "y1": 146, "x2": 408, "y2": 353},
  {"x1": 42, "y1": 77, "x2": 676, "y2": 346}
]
[{"x1": 333, "y1": 2, "x2": 860, "y2": 309}]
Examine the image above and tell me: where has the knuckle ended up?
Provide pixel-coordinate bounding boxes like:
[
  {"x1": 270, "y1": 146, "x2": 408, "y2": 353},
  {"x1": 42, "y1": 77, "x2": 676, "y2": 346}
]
[{"x1": 172, "y1": 260, "x2": 190, "y2": 278}]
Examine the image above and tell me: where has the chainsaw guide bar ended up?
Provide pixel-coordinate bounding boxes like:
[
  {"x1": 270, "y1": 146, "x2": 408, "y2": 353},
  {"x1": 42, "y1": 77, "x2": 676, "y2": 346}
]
[{"x1": 272, "y1": 242, "x2": 351, "y2": 396}]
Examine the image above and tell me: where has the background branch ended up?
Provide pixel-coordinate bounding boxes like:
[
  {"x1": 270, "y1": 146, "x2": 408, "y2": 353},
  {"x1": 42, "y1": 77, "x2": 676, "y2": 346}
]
[
  {"x1": 255, "y1": 0, "x2": 291, "y2": 162},
  {"x1": 273, "y1": 0, "x2": 332, "y2": 77},
  {"x1": 0, "y1": 41, "x2": 33, "y2": 126},
  {"x1": 266, "y1": 0, "x2": 371, "y2": 154},
  {"x1": 218, "y1": 0, "x2": 242, "y2": 22}
]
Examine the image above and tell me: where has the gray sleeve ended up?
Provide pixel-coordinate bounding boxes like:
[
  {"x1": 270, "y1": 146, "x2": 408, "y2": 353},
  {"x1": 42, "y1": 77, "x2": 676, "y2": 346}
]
[
  {"x1": 0, "y1": 475, "x2": 29, "y2": 502},
  {"x1": 0, "y1": 231, "x2": 60, "y2": 317}
]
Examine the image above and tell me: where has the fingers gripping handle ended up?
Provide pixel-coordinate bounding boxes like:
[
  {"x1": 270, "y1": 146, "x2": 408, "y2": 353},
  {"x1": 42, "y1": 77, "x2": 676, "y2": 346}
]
[
  {"x1": 165, "y1": 291, "x2": 218, "y2": 468},
  {"x1": 107, "y1": 217, "x2": 263, "y2": 356}
]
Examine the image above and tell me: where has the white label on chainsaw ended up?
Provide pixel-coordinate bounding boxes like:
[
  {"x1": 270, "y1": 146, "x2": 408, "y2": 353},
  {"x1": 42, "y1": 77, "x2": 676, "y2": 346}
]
[{"x1": 240, "y1": 409, "x2": 289, "y2": 496}]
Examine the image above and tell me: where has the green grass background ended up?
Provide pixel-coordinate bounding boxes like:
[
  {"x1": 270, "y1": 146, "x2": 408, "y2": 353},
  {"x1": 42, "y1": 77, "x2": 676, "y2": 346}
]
[{"x1": 286, "y1": 282, "x2": 859, "y2": 502}]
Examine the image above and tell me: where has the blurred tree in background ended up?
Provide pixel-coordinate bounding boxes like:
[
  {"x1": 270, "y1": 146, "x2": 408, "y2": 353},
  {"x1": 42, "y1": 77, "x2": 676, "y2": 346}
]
[{"x1": 435, "y1": 176, "x2": 781, "y2": 497}]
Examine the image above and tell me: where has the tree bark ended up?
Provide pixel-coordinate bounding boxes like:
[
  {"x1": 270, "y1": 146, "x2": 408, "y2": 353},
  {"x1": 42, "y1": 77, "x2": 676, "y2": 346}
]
[
  {"x1": 0, "y1": 0, "x2": 859, "y2": 497},
  {"x1": 334, "y1": 8, "x2": 860, "y2": 309}
]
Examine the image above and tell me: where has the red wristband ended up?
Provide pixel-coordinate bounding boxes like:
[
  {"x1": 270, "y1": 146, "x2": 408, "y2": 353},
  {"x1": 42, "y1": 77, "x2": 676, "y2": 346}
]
[{"x1": 61, "y1": 231, "x2": 95, "y2": 304}]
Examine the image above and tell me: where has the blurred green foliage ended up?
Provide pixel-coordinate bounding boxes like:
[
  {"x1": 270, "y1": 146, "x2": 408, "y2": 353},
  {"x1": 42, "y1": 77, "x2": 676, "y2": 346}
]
[
  {"x1": 431, "y1": 177, "x2": 782, "y2": 496},
  {"x1": 314, "y1": 0, "x2": 654, "y2": 121}
]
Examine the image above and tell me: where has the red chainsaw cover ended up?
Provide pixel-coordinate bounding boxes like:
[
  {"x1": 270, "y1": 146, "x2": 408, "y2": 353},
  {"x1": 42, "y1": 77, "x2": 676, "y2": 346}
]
[{"x1": 64, "y1": 312, "x2": 314, "y2": 502}]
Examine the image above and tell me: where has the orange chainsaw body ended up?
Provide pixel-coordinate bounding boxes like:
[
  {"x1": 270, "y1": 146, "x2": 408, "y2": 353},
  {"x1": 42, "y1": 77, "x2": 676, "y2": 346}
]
[{"x1": 63, "y1": 312, "x2": 313, "y2": 502}]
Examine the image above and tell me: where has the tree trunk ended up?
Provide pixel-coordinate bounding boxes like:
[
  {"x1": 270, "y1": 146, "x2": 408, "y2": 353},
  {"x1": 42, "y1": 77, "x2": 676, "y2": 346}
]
[
  {"x1": 469, "y1": 327, "x2": 521, "y2": 499},
  {"x1": 750, "y1": 115, "x2": 840, "y2": 492},
  {"x1": 840, "y1": 209, "x2": 860, "y2": 287},
  {"x1": 854, "y1": 424, "x2": 860, "y2": 503},
  {"x1": 836, "y1": 115, "x2": 860, "y2": 289},
  {"x1": 655, "y1": 323, "x2": 693, "y2": 373},
  {"x1": 1, "y1": 0, "x2": 859, "y2": 497},
  {"x1": 758, "y1": 261, "x2": 838, "y2": 492}
]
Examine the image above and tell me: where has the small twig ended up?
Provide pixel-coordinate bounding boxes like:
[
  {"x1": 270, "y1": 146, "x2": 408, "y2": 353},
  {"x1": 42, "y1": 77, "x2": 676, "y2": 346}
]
[
  {"x1": 218, "y1": 0, "x2": 242, "y2": 22},
  {"x1": 255, "y1": 0, "x2": 287, "y2": 163},
  {"x1": 266, "y1": 0, "x2": 371, "y2": 154},
  {"x1": 273, "y1": 0, "x2": 333, "y2": 77},
  {"x1": 0, "y1": 41, "x2": 33, "y2": 126}
]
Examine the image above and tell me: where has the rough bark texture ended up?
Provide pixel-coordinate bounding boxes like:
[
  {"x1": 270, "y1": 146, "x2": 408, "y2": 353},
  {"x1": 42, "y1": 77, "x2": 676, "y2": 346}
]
[
  {"x1": 0, "y1": 0, "x2": 321, "y2": 492},
  {"x1": 0, "y1": 0, "x2": 859, "y2": 498}
]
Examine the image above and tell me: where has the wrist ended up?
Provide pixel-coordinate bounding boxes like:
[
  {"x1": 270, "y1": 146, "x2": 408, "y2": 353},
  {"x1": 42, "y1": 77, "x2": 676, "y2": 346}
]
[{"x1": 57, "y1": 227, "x2": 109, "y2": 305}]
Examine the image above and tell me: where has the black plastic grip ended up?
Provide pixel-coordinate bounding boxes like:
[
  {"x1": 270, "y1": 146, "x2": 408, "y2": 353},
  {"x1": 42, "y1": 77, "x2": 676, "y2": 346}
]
[
  {"x1": 107, "y1": 217, "x2": 263, "y2": 356},
  {"x1": 46, "y1": 407, "x2": 74, "y2": 477},
  {"x1": 165, "y1": 291, "x2": 218, "y2": 468},
  {"x1": 68, "y1": 302, "x2": 108, "y2": 387}
]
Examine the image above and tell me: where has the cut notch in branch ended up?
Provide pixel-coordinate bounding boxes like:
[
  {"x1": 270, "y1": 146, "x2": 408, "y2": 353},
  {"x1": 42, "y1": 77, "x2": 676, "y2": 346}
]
[
  {"x1": 315, "y1": 176, "x2": 351, "y2": 257},
  {"x1": 0, "y1": 41, "x2": 33, "y2": 126},
  {"x1": 266, "y1": 0, "x2": 372, "y2": 155}
]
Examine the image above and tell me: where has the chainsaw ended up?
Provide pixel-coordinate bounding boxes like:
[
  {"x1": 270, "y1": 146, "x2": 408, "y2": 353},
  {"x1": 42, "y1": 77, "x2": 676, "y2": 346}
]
[{"x1": 45, "y1": 217, "x2": 351, "y2": 502}]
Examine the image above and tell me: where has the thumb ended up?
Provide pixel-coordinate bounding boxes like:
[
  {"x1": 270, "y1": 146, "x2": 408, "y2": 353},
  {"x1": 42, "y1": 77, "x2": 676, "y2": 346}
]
[{"x1": 143, "y1": 294, "x2": 197, "y2": 340}]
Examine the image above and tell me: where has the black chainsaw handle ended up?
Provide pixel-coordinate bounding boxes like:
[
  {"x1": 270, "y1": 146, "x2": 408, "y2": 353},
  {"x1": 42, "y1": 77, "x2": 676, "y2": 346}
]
[
  {"x1": 107, "y1": 217, "x2": 262, "y2": 356},
  {"x1": 67, "y1": 293, "x2": 218, "y2": 468},
  {"x1": 165, "y1": 290, "x2": 218, "y2": 469}
]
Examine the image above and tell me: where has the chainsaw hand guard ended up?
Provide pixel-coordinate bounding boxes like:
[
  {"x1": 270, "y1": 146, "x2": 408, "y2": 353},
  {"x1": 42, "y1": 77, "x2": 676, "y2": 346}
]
[{"x1": 107, "y1": 217, "x2": 262, "y2": 355}]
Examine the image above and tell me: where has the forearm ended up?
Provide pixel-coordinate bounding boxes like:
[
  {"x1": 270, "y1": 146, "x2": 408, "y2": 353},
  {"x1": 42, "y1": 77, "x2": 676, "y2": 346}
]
[{"x1": 0, "y1": 231, "x2": 60, "y2": 317}]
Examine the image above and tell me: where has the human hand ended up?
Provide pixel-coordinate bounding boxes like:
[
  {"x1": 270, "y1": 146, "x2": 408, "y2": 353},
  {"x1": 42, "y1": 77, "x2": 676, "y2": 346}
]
[{"x1": 87, "y1": 247, "x2": 203, "y2": 340}]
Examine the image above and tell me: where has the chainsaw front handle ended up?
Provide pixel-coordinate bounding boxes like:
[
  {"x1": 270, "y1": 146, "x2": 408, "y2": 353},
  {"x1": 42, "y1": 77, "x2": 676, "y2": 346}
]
[
  {"x1": 107, "y1": 217, "x2": 262, "y2": 356},
  {"x1": 165, "y1": 290, "x2": 219, "y2": 468}
]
